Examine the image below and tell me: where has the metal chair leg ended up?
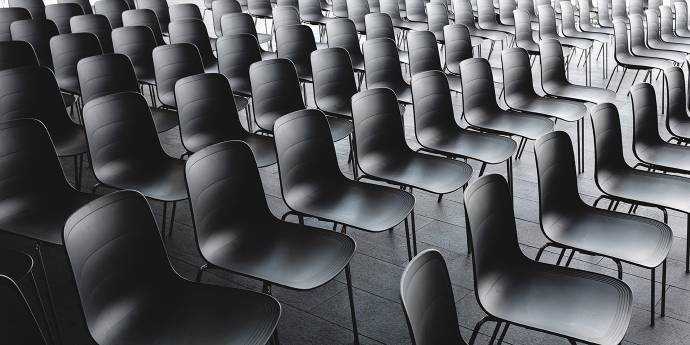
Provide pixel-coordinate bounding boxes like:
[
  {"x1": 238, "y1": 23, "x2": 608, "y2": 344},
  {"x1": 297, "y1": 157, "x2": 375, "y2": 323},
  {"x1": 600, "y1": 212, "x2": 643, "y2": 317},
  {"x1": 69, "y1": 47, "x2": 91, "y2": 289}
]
[
  {"x1": 404, "y1": 217, "x2": 412, "y2": 260},
  {"x1": 34, "y1": 243, "x2": 63, "y2": 345},
  {"x1": 344, "y1": 264, "x2": 360, "y2": 345}
]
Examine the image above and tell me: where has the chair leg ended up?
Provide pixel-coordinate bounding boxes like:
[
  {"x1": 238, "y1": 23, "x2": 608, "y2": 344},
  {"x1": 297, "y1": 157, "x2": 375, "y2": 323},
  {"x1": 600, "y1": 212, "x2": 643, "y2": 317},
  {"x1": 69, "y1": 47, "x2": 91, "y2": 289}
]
[
  {"x1": 411, "y1": 209, "x2": 418, "y2": 255},
  {"x1": 344, "y1": 264, "x2": 360, "y2": 345},
  {"x1": 404, "y1": 217, "x2": 412, "y2": 260},
  {"x1": 661, "y1": 260, "x2": 667, "y2": 317},
  {"x1": 686, "y1": 215, "x2": 690, "y2": 273},
  {"x1": 262, "y1": 282, "x2": 281, "y2": 345},
  {"x1": 478, "y1": 162, "x2": 487, "y2": 177},
  {"x1": 614, "y1": 259, "x2": 623, "y2": 279},
  {"x1": 534, "y1": 243, "x2": 555, "y2": 262},
  {"x1": 196, "y1": 263, "x2": 208, "y2": 282},
  {"x1": 167, "y1": 201, "x2": 177, "y2": 238},
  {"x1": 555, "y1": 248, "x2": 567, "y2": 265},
  {"x1": 496, "y1": 322, "x2": 510, "y2": 344},
  {"x1": 468, "y1": 316, "x2": 494, "y2": 345},
  {"x1": 614, "y1": 67, "x2": 628, "y2": 93},
  {"x1": 605, "y1": 65, "x2": 619, "y2": 89},
  {"x1": 161, "y1": 201, "x2": 168, "y2": 238},
  {"x1": 488, "y1": 321, "x2": 503, "y2": 343},
  {"x1": 34, "y1": 243, "x2": 63, "y2": 345},
  {"x1": 651, "y1": 267, "x2": 656, "y2": 326}
]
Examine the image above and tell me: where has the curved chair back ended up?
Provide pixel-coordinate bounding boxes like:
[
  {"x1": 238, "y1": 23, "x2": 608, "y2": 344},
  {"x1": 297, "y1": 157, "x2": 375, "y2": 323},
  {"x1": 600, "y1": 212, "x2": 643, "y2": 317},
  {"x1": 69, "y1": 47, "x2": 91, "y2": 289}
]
[
  {"x1": 220, "y1": 12, "x2": 260, "y2": 41},
  {"x1": 499, "y1": 0, "x2": 516, "y2": 24},
  {"x1": 347, "y1": 0, "x2": 370, "y2": 32},
  {"x1": 169, "y1": 3, "x2": 203, "y2": 22},
  {"x1": 368, "y1": 0, "x2": 381, "y2": 12},
  {"x1": 333, "y1": 0, "x2": 349, "y2": 17},
  {"x1": 534, "y1": 131, "x2": 582, "y2": 222},
  {"x1": 539, "y1": 38, "x2": 567, "y2": 85},
  {"x1": 514, "y1": 9, "x2": 537, "y2": 50},
  {"x1": 597, "y1": 0, "x2": 613, "y2": 26},
  {"x1": 665, "y1": 66, "x2": 688, "y2": 129},
  {"x1": 0, "y1": 40, "x2": 38, "y2": 70},
  {"x1": 300, "y1": 0, "x2": 325, "y2": 19},
  {"x1": 444, "y1": 24, "x2": 473, "y2": 74},
  {"x1": 311, "y1": 47, "x2": 357, "y2": 117},
  {"x1": 0, "y1": 8, "x2": 31, "y2": 41},
  {"x1": 217, "y1": 33, "x2": 260, "y2": 96},
  {"x1": 612, "y1": 19, "x2": 630, "y2": 59},
  {"x1": 326, "y1": 18, "x2": 362, "y2": 63},
  {"x1": 175, "y1": 73, "x2": 245, "y2": 153},
  {"x1": 152, "y1": 43, "x2": 204, "y2": 107},
  {"x1": 648, "y1": 0, "x2": 662, "y2": 14},
  {"x1": 502, "y1": 47, "x2": 537, "y2": 101},
  {"x1": 659, "y1": 5, "x2": 675, "y2": 38},
  {"x1": 59, "y1": 0, "x2": 93, "y2": 15},
  {"x1": 611, "y1": 0, "x2": 626, "y2": 20},
  {"x1": 93, "y1": 0, "x2": 129, "y2": 28},
  {"x1": 517, "y1": 0, "x2": 535, "y2": 16},
  {"x1": 453, "y1": 0, "x2": 476, "y2": 29},
  {"x1": 275, "y1": 24, "x2": 316, "y2": 77},
  {"x1": 247, "y1": 0, "x2": 273, "y2": 17},
  {"x1": 629, "y1": 83, "x2": 662, "y2": 147},
  {"x1": 400, "y1": 250, "x2": 465, "y2": 345},
  {"x1": 364, "y1": 12, "x2": 395, "y2": 40},
  {"x1": 628, "y1": 14, "x2": 646, "y2": 50},
  {"x1": 427, "y1": 2, "x2": 449, "y2": 40},
  {"x1": 405, "y1": 0, "x2": 426, "y2": 22},
  {"x1": 9, "y1": 0, "x2": 45, "y2": 19},
  {"x1": 249, "y1": 59, "x2": 305, "y2": 131},
  {"x1": 10, "y1": 19, "x2": 58, "y2": 69},
  {"x1": 645, "y1": 9, "x2": 662, "y2": 41},
  {"x1": 122, "y1": 9, "x2": 165, "y2": 45},
  {"x1": 70, "y1": 14, "x2": 113, "y2": 52},
  {"x1": 273, "y1": 5, "x2": 301, "y2": 31},
  {"x1": 112, "y1": 26, "x2": 157, "y2": 83},
  {"x1": 460, "y1": 58, "x2": 501, "y2": 113},
  {"x1": 537, "y1": 4, "x2": 558, "y2": 38},
  {"x1": 363, "y1": 38, "x2": 405, "y2": 88},
  {"x1": 351, "y1": 88, "x2": 407, "y2": 159},
  {"x1": 628, "y1": 0, "x2": 643, "y2": 17},
  {"x1": 212, "y1": 0, "x2": 242, "y2": 36},
  {"x1": 560, "y1": 1, "x2": 578, "y2": 36},
  {"x1": 63, "y1": 190, "x2": 176, "y2": 345},
  {"x1": 590, "y1": 103, "x2": 628, "y2": 177},
  {"x1": 411, "y1": 70, "x2": 457, "y2": 137},
  {"x1": 478, "y1": 0, "x2": 499, "y2": 28},
  {"x1": 46, "y1": 3, "x2": 84, "y2": 34},
  {"x1": 168, "y1": 19, "x2": 216, "y2": 70},
  {"x1": 407, "y1": 30, "x2": 442, "y2": 76},
  {"x1": 577, "y1": 0, "x2": 592, "y2": 28},
  {"x1": 50, "y1": 32, "x2": 103, "y2": 93},
  {"x1": 0, "y1": 274, "x2": 47, "y2": 345},
  {"x1": 380, "y1": 0, "x2": 404, "y2": 23},
  {"x1": 137, "y1": 0, "x2": 170, "y2": 33},
  {"x1": 77, "y1": 53, "x2": 139, "y2": 104}
]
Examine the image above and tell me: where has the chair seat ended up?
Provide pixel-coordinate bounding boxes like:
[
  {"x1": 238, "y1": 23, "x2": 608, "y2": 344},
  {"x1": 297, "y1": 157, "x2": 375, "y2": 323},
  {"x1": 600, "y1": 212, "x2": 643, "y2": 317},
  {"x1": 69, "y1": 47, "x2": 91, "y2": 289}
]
[
  {"x1": 204, "y1": 61, "x2": 220, "y2": 74},
  {"x1": 159, "y1": 90, "x2": 176, "y2": 107},
  {"x1": 543, "y1": 206, "x2": 672, "y2": 268},
  {"x1": 468, "y1": 27, "x2": 507, "y2": 41},
  {"x1": 660, "y1": 33, "x2": 690, "y2": 45},
  {"x1": 150, "y1": 107, "x2": 180, "y2": 133},
  {"x1": 447, "y1": 73, "x2": 463, "y2": 93},
  {"x1": 508, "y1": 96, "x2": 587, "y2": 122},
  {"x1": 581, "y1": 23, "x2": 613, "y2": 35},
  {"x1": 648, "y1": 40, "x2": 690, "y2": 54},
  {"x1": 325, "y1": 115, "x2": 353, "y2": 142},
  {"x1": 552, "y1": 35, "x2": 593, "y2": 50},
  {"x1": 631, "y1": 47, "x2": 685, "y2": 65},
  {"x1": 618, "y1": 54, "x2": 674, "y2": 70},
  {"x1": 599, "y1": 169, "x2": 690, "y2": 213},
  {"x1": 134, "y1": 67, "x2": 156, "y2": 85},
  {"x1": 351, "y1": 56, "x2": 365, "y2": 71},
  {"x1": 398, "y1": 49, "x2": 409, "y2": 64},
  {"x1": 286, "y1": 179, "x2": 414, "y2": 232},
  {"x1": 466, "y1": 108, "x2": 554, "y2": 139},
  {"x1": 96, "y1": 158, "x2": 188, "y2": 201},
  {"x1": 186, "y1": 132, "x2": 276, "y2": 167},
  {"x1": 563, "y1": 29, "x2": 609, "y2": 43},
  {"x1": 316, "y1": 95, "x2": 352, "y2": 118},
  {"x1": 417, "y1": 126, "x2": 516, "y2": 164},
  {"x1": 53, "y1": 126, "x2": 88, "y2": 157},
  {"x1": 258, "y1": 32, "x2": 272, "y2": 44},
  {"x1": 479, "y1": 21, "x2": 514, "y2": 35},
  {"x1": 674, "y1": 28, "x2": 690, "y2": 39},
  {"x1": 62, "y1": 92, "x2": 76, "y2": 107},
  {"x1": 303, "y1": 15, "x2": 337, "y2": 25},
  {"x1": 637, "y1": 141, "x2": 690, "y2": 175},
  {"x1": 98, "y1": 281, "x2": 280, "y2": 345},
  {"x1": 542, "y1": 81, "x2": 616, "y2": 104},
  {"x1": 58, "y1": 76, "x2": 80, "y2": 95},
  {"x1": 367, "y1": 82, "x2": 412, "y2": 104},
  {"x1": 516, "y1": 40, "x2": 540, "y2": 54},
  {"x1": 393, "y1": 19, "x2": 427, "y2": 31},
  {"x1": 481, "y1": 262, "x2": 631, "y2": 345},
  {"x1": 669, "y1": 117, "x2": 690, "y2": 140},
  {"x1": 203, "y1": 219, "x2": 355, "y2": 290},
  {"x1": 359, "y1": 152, "x2": 472, "y2": 194}
]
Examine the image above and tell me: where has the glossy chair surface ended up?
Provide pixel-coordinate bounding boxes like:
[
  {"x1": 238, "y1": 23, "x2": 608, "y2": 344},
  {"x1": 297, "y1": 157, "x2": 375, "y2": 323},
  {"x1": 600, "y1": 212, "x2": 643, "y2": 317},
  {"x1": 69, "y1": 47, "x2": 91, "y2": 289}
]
[
  {"x1": 122, "y1": 8, "x2": 165, "y2": 45},
  {"x1": 170, "y1": 3, "x2": 203, "y2": 22},
  {"x1": 169, "y1": 19, "x2": 217, "y2": 73},
  {"x1": 326, "y1": 18, "x2": 364, "y2": 71},
  {"x1": 77, "y1": 53, "x2": 139, "y2": 104},
  {"x1": 212, "y1": 0, "x2": 242, "y2": 36},
  {"x1": 363, "y1": 38, "x2": 412, "y2": 104},
  {"x1": 216, "y1": 33, "x2": 260, "y2": 97},
  {"x1": 112, "y1": 26, "x2": 157, "y2": 85},
  {"x1": 152, "y1": 43, "x2": 205, "y2": 108},
  {"x1": 137, "y1": 0, "x2": 170, "y2": 33},
  {"x1": 93, "y1": 0, "x2": 129, "y2": 28},
  {"x1": 69, "y1": 14, "x2": 113, "y2": 52},
  {"x1": 46, "y1": 3, "x2": 84, "y2": 34},
  {"x1": 311, "y1": 47, "x2": 357, "y2": 118},
  {"x1": 275, "y1": 24, "x2": 316, "y2": 81},
  {"x1": 10, "y1": 19, "x2": 58, "y2": 69},
  {"x1": 0, "y1": 40, "x2": 37, "y2": 69},
  {"x1": 249, "y1": 58, "x2": 305, "y2": 132},
  {"x1": 0, "y1": 8, "x2": 31, "y2": 41},
  {"x1": 59, "y1": 0, "x2": 93, "y2": 15},
  {"x1": 50, "y1": 32, "x2": 102, "y2": 95},
  {"x1": 9, "y1": 0, "x2": 45, "y2": 19},
  {"x1": 664, "y1": 66, "x2": 690, "y2": 141}
]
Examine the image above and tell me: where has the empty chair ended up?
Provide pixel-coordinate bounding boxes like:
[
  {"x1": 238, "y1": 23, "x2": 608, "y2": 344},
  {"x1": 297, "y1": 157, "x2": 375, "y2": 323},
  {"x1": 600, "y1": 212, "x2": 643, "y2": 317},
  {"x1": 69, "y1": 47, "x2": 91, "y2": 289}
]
[
  {"x1": 351, "y1": 88, "x2": 472, "y2": 240},
  {"x1": 659, "y1": 6, "x2": 690, "y2": 45},
  {"x1": 538, "y1": 4, "x2": 593, "y2": 69},
  {"x1": 249, "y1": 59, "x2": 304, "y2": 133},
  {"x1": 93, "y1": 0, "x2": 129, "y2": 28},
  {"x1": 477, "y1": 0, "x2": 513, "y2": 35},
  {"x1": 664, "y1": 66, "x2": 690, "y2": 144},
  {"x1": 463, "y1": 173, "x2": 633, "y2": 344},
  {"x1": 405, "y1": 0, "x2": 426, "y2": 22},
  {"x1": 455, "y1": 0, "x2": 507, "y2": 52},
  {"x1": 300, "y1": 0, "x2": 336, "y2": 28},
  {"x1": 0, "y1": 40, "x2": 38, "y2": 70},
  {"x1": 248, "y1": 0, "x2": 273, "y2": 20},
  {"x1": 112, "y1": 26, "x2": 157, "y2": 85},
  {"x1": 516, "y1": 0, "x2": 537, "y2": 21},
  {"x1": 273, "y1": 5, "x2": 302, "y2": 34},
  {"x1": 560, "y1": 1, "x2": 609, "y2": 77},
  {"x1": 332, "y1": 0, "x2": 349, "y2": 18},
  {"x1": 45, "y1": 3, "x2": 84, "y2": 34},
  {"x1": 122, "y1": 8, "x2": 165, "y2": 45},
  {"x1": 170, "y1": 3, "x2": 203, "y2": 21},
  {"x1": 426, "y1": 2, "x2": 450, "y2": 43},
  {"x1": 363, "y1": 38, "x2": 412, "y2": 104},
  {"x1": 407, "y1": 30, "x2": 462, "y2": 92},
  {"x1": 50, "y1": 32, "x2": 102, "y2": 102},
  {"x1": 540, "y1": 39, "x2": 615, "y2": 104},
  {"x1": 597, "y1": 0, "x2": 614, "y2": 28},
  {"x1": 578, "y1": 0, "x2": 613, "y2": 34},
  {"x1": 275, "y1": 24, "x2": 316, "y2": 82},
  {"x1": 216, "y1": 33, "x2": 260, "y2": 97},
  {"x1": 212, "y1": 0, "x2": 242, "y2": 36},
  {"x1": 380, "y1": 0, "x2": 426, "y2": 31},
  {"x1": 0, "y1": 8, "x2": 31, "y2": 41},
  {"x1": 646, "y1": 9, "x2": 690, "y2": 56},
  {"x1": 175, "y1": 73, "x2": 276, "y2": 166},
  {"x1": 326, "y1": 18, "x2": 365, "y2": 72},
  {"x1": 611, "y1": 0, "x2": 626, "y2": 22},
  {"x1": 186, "y1": 141, "x2": 357, "y2": 343},
  {"x1": 152, "y1": 43, "x2": 205, "y2": 110},
  {"x1": 311, "y1": 47, "x2": 357, "y2": 119},
  {"x1": 63, "y1": 190, "x2": 280, "y2": 345},
  {"x1": 70, "y1": 14, "x2": 113, "y2": 52},
  {"x1": 673, "y1": 2, "x2": 690, "y2": 38},
  {"x1": 347, "y1": 0, "x2": 369, "y2": 32},
  {"x1": 137, "y1": 0, "x2": 171, "y2": 34},
  {"x1": 498, "y1": 0, "x2": 517, "y2": 25},
  {"x1": 219, "y1": 13, "x2": 273, "y2": 59},
  {"x1": 629, "y1": 14, "x2": 684, "y2": 65},
  {"x1": 169, "y1": 19, "x2": 217, "y2": 73},
  {"x1": 400, "y1": 250, "x2": 469, "y2": 345},
  {"x1": 412, "y1": 70, "x2": 516, "y2": 185},
  {"x1": 10, "y1": 19, "x2": 58, "y2": 69},
  {"x1": 82, "y1": 92, "x2": 188, "y2": 234},
  {"x1": 9, "y1": 0, "x2": 45, "y2": 19},
  {"x1": 58, "y1": 0, "x2": 93, "y2": 15},
  {"x1": 535, "y1": 130, "x2": 672, "y2": 327},
  {"x1": 0, "y1": 274, "x2": 47, "y2": 345},
  {"x1": 460, "y1": 58, "x2": 553, "y2": 160},
  {"x1": 513, "y1": 9, "x2": 539, "y2": 55},
  {"x1": 364, "y1": 12, "x2": 409, "y2": 64},
  {"x1": 444, "y1": 24, "x2": 493, "y2": 81}
]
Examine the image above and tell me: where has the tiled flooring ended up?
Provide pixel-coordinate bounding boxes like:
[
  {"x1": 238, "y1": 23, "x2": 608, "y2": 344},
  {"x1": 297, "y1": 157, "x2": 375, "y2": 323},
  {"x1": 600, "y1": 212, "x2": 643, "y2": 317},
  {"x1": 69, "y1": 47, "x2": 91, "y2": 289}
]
[{"x1": 6, "y1": 3, "x2": 690, "y2": 344}]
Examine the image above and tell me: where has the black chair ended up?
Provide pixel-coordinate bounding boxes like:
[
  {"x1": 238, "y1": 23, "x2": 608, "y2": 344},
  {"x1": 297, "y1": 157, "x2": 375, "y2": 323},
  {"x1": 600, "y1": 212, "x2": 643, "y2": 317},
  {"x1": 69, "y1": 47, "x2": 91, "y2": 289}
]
[
  {"x1": 93, "y1": 0, "x2": 129, "y2": 28},
  {"x1": 50, "y1": 32, "x2": 102, "y2": 111},
  {"x1": 502, "y1": 47, "x2": 587, "y2": 172},
  {"x1": 351, "y1": 88, "x2": 472, "y2": 256},
  {"x1": 249, "y1": 58, "x2": 305, "y2": 133},
  {"x1": 59, "y1": 0, "x2": 93, "y2": 15},
  {"x1": 411, "y1": 70, "x2": 517, "y2": 187},
  {"x1": 69, "y1": 14, "x2": 113, "y2": 52},
  {"x1": 513, "y1": 8, "x2": 540, "y2": 55},
  {"x1": 443, "y1": 23, "x2": 486, "y2": 79},
  {"x1": 597, "y1": 0, "x2": 614, "y2": 28},
  {"x1": 0, "y1": 274, "x2": 47, "y2": 345},
  {"x1": 629, "y1": 14, "x2": 684, "y2": 65},
  {"x1": 63, "y1": 190, "x2": 281, "y2": 345},
  {"x1": 332, "y1": 0, "x2": 348, "y2": 18},
  {"x1": 363, "y1": 12, "x2": 409, "y2": 64},
  {"x1": 168, "y1": 19, "x2": 218, "y2": 73},
  {"x1": 535, "y1": 130, "x2": 672, "y2": 327},
  {"x1": 122, "y1": 8, "x2": 165, "y2": 45},
  {"x1": 275, "y1": 24, "x2": 316, "y2": 82},
  {"x1": 539, "y1": 38, "x2": 616, "y2": 104},
  {"x1": 405, "y1": 0, "x2": 426, "y2": 23},
  {"x1": 346, "y1": 0, "x2": 369, "y2": 33},
  {"x1": 274, "y1": 109, "x2": 415, "y2": 255},
  {"x1": 477, "y1": 0, "x2": 513, "y2": 35},
  {"x1": 300, "y1": 0, "x2": 335, "y2": 31},
  {"x1": 0, "y1": 8, "x2": 31, "y2": 41},
  {"x1": 664, "y1": 65, "x2": 690, "y2": 144},
  {"x1": 311, "y1": 47, "x2": 357, "y2": 120},
  {"x1": 152, "y1": 43, "x2": 205, "y2": 109},
  {"x1": 407, "y1": 30, "x2": 462, "y2": 93},
  {"x1": 137, "y1": 0, "x2": 171, "y2": 34},
  {"x1": 219, "y1": 12, "x2": 274, "y2": 59},
  {"x1": 175, "y1": 73, "x2": 277, "y2": 166},
  {"x1": 170, "y1": 3, "x2": 203, "y2": 22},
  {"x1": 185, "y1": 140, "x2": 357, "y2": 343},
  {"x1": 212, "y1": 0, "x2": 242, "y2": 37},
  {"x1": 660, "y1": 5, "x2": 690, "y2": 44},
  {"x1": 82, "y1": 92, "x2": 188, "y2": 235},
  {"x1": 363, "y1": 38, "x2": 412, "y2": 104},
  {"x1": 0, "y1": 40, "x2": 37, "y2": 69},
  {"x1": 537, "y1": 4, "x2": 594, "y2": 80},
  {"x1": 426, "y1": 2, "x2": 450, "y2": 44},
  {"x1": 216, "y1": 33, "x2": 259, "y2": 98},
  {"x1": 591, "y1": 102, "x2": 690, "y2": 274},
  {"x1": 10, "y1": 19, "x2": 58, "y2": 69},
  {"x1": 45, "y1": 3, "x2": 84, "y2": 34},
  {"x1": 400, "y1": 250, "x2": 468, "y2": 345},
  {"x1": 112, "y1": 25, "x2": 158, "y2": 93},
  {"x1": 9, "y1": 0, "x2": 45, "y2": 19},
  {"x1": 273, "y1": 5, "x2": 303, "y2": 35},
  {"x1": 463, "y1": 173, "x2": 632, "y2": 344},
  {"x1": 460, "y1": 58, "x2": 553, "y2": 160},
  {"x1": 498, "y1": 0, "x2": 517, "y2": 26},
  {"x1": 326, "y1": 18, "x2": 365, "y2": 73}
]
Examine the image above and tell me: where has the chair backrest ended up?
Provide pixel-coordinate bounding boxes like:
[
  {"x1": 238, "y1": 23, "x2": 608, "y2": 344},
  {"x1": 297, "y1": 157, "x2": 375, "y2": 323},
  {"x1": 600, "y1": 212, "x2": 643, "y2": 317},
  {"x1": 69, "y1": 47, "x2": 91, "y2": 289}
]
[
  {"x1": 10, "y1": 19, "x2": 58, "y2": 69},
  {"x1": 273, "y1": 109, "x2": 342, "y2": 203},
  {"x1": 64, "y1": 190, "x2": 176, "y2": 344},
  {"x1": 351, "y1": 88, "x2": 408, "y2": 160},
  {"x1": 628, "y1": 0, "x2": 643, "y2": 16},
  {"x1": 407, "y1": 30, "x2": 442, "y2": 76},
  {"x1": 333, "y1": 0, "x2": 349, "y2": 18},
  {"x1": 411, "y1": 70, "x2": 459, "y2": 142},
  {"x1": 477, "y1": 0, "x2": 498, "y2": 26},
  {"x1": 212, "y1": 0, "x2": 242, "y2": 36},
  {"x1": 9, "y1": 0, "x2": 45, "y2": 19},
  {"x1": 50, "y1": 32, "x2": 103, "y2": 91},
  {"x1": 46, "y1": 3, "x2": 84, "y2": 34},
  {"x1": 0, "y1": 8, "x2": 31, "y2": 41},
  {"x1": 405, "y1": 0, "x2": 426, "y2": 22},
  {"x1": 659, "y1": 5, "x2": 675, "y2": 37},
  {"x1": 499, "y1": 0, "x2": 517, "y2": 24},
  {"x1": 122, "y1": 9, "x2": 165, "y2": 45},
  {"x1": 0, "y1": 273, "x2": 47, "y2": 345},
  {"x1": 0, "y1": 40, "x2": 38, "y2": 70},
  {"x1": 514, "y1": 9, "x2": 536, "y2": 47},
  {"x1": 363, "y1": 38, "x2": 404, "y2": 87},
  {"x1": 577, "y1": 0, "x2": 593, "y2": 27},
  {"x1": 628, "y1": 14, "x2": 645, "y2": 49},
  {"x1": 299, "y1": 0, "x2": 324, "y2": 19},
  {"x1": 559, "y1": 1, "x2": 578, "y2": 35},
  {"x1": 364, "y1": 12, "x2": 395, "y2": 40},
  {"x1": 368, "y1": 0, "x2": 381, "y2": 12},
  {"x1": 427, "y1": 2, "x2": 449, "y2": 38},
  {"x1": 248, "y1": 0, "x2": 273, "y2": 17},
  {"x1": 220, "y1": 12, "x2": 260, "y2": 40},
  {"x1": 326, "y1": 18, "x2": 361, "y2": 60},
  {"x1": 665, "y1": 66, "x2": 688, "y2": 125},
  {"x1": 645, "y1": 9, "x2": 662, "y2": 41},
  {"x1": 70, "y1": 14, "x2": 113, "y2": 52},
  {"x1": 400, "y1": 250, "x2": 464, "y2": 345},
  {"x1": 249, "y1": 59, "x2": 305, "y2": 131},
  {"x1": 277, "y1": 0, "x2": 299, "y2": 8},
  {"x1": 347, "y1": 0, "x2": 370, "y2": 31},
  {"x1": 169, "y1": 3, "x2": 203, "y2": 22},
  {"x1": 590, "y1": 102, "x2": 628, "y2": 176},
  {"x1": 597, "y1": 0, "x2": 612, "y2": 25},
  {"x1": 137, "y1": 0, "x2": 170, "y2": 32},
  {"x1": 444, "y1": 24, "x2": 473, "y2": 74},
  {"x1": 59, "y1": 0, "x2": 93, "y2": 15},
  {"x1": 310, "y1": 47, "x2": 357, "y2": 116},
  {"x1": 175, "y1": 73, "x2": 245, "y2": 153},
  {"x1": 273, "y1": 5, "x2": 301, "y2": 31},
  {"x1": 611, "y1": 0, "x2": 626, "y2": 19},
  {"x1": 93, "y1": 0, "x2": 129, "y2": 28},
  {"x1": 612, "y1": 19, "x2": 630, "y2": 58},
  {"x1": 674, "y1": 2, "x2": 688, "y2": 33},
  {"x1": 647, "y1": 0, "x2": 662, "y2": 13},
  {"x1": 77, "y1": 53, "x2": 139, "y2": 104},
  {"x1": 168, "y1": 19, "x2": 216, "y2": 69},
  {"x1": 537, "y1": 4, "x2": 557, "y2": 38},
  {"x1": 460, "y1": 57, "x2": 501, "y2": 113},
  {"x1": 516, "y1": 0, "x2": 535, "y2": 15},
  {"x1": 539, "y1": 38, "x2": 567, "y2": 85},
  {"x1": 112, "y1": 26, "x2": 157, "y2": 81},
  {"x1": 502, "y1": 47, "x2": 537, "y2": 101},
  {"x1": 379, "y1": 0, "x2": 403, "y2": 22},
  {"x1": 152, "y1": 43, "x2": 205, "y2": 107},
  {"x1": 216, "y1": 33, "x2": 261, "y2": 95},
  {"x1": 453, "y1": 0, "x2": 476, "y2": 28},
  {"x1": 275, "y1": 24, "x2": 316, "y2": 76},
  {"x1": 629, "y1": 82, "x2": 662, "y2": 147}
]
